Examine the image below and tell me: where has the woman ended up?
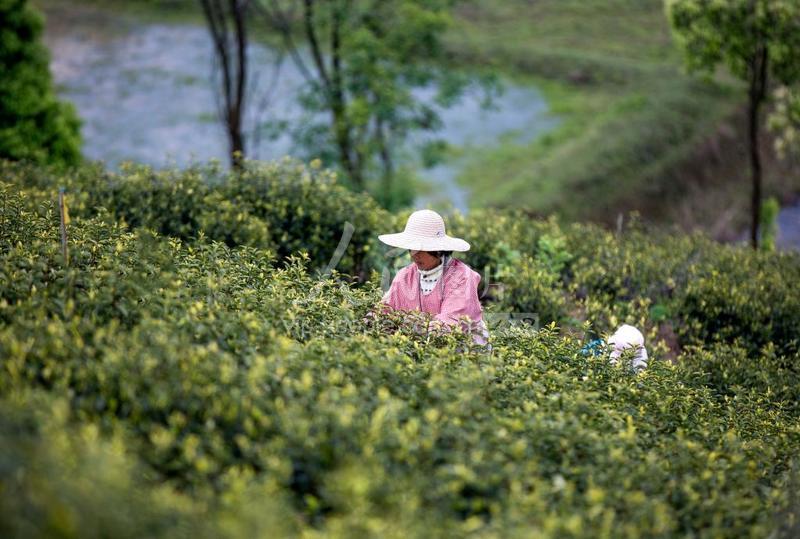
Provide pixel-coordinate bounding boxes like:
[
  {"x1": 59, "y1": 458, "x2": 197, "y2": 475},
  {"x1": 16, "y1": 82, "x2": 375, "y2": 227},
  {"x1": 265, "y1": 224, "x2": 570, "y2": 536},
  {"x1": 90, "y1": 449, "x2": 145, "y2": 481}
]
[
  {"x1": 379, "y1": 209, "x2": 487, "y2": 344},
  {"x1": 580, "y1": 324, "x2": 649, "y2": 371}
]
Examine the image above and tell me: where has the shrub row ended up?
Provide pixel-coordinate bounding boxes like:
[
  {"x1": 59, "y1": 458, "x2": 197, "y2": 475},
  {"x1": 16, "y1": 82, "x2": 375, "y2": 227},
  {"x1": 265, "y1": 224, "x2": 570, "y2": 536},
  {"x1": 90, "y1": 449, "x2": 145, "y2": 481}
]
[
  {"x1": 1, "y1": 178, "x2": 799, "y2": 537},
  {"x1": 450, "y1": 210, "x2": 800, "y2": 358},
  {"x1": 2, "y1": 159, "x2": 390, "y2": 280},
  {"x1": 6, "y1": 157, "x2": 800, "y2": 353}
]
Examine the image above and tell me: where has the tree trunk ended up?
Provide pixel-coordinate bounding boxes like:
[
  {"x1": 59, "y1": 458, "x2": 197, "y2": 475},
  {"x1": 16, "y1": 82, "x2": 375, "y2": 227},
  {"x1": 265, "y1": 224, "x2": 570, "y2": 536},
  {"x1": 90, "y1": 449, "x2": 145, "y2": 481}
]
[
  {"x1": 301, "y1": 0, "x2": 362, "y2": 189},
  {"x1": 748, "y1": 93, "x2": 762, "y2": 249},
  {"x1": 230, "y1": 0, "x2": 247, "y2": 169},
  {"x1": 747, "y1": 45, "x2": 769, "y2": 249},
  {"x1": 200, "y1": 0, "x2": 248, "y2": 170},
  {"x1": 228, "y1": 117, "x2": 244, "y2": 168},
  {"x1": 329, "y1": 2, "x2": 363, "y2": 189}
]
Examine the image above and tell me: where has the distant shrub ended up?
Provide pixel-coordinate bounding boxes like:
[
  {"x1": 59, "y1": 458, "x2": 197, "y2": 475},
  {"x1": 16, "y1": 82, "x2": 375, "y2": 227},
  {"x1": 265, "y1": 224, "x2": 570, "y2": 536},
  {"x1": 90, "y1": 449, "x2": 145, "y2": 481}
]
[
  {"x1": 0, "y1": 0, "x2": 81, "y2": 167},
  {"x1": 677, "y1": 246, "x2": 800, "y2": 357}
]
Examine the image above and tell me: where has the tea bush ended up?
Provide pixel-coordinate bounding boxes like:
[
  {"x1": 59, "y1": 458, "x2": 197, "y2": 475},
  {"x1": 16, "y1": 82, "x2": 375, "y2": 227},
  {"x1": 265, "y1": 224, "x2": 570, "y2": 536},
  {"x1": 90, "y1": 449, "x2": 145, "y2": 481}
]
[
  {"x1": 1, "y1": 158, "x2": 390, "y2": 279},
  {"x1": 2, "y1": 163, "x2": 800, "y2": 537},
  {"x1": 8, "y1": 158, "x2": 799, "y2": 357},
  {"x1": 450, "y1": 209, "x2": 800, "y2": 357},
  {"x1": 0, "y1": 391, "x2": 298, "y2": 539}
]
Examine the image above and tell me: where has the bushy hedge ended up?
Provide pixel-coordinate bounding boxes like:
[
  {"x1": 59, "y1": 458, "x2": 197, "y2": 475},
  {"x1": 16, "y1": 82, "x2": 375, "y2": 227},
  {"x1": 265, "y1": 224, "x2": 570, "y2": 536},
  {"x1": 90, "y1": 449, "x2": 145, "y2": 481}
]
[
  {"x1": 7, "y1": 157, "x2": 799, "y2": 360},
  {"x1": 2, "y1": 168, "x2": 800, "y2": 537},
  {"x1": 448, "y1": 210, "x2": 800, "y2": 360},
  {"x1": 0, "y1": 392, "x2": 297, "y2": 539},
  {"x1": 2, "y1": 158, "x2": 389, "y2": 279}
]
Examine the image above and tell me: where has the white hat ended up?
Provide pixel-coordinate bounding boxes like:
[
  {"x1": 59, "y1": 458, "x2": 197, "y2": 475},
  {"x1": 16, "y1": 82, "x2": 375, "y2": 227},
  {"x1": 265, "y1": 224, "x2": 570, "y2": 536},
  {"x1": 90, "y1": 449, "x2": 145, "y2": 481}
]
[
  {"x1": 608, "y1": 324, "x2": 648, "y2": 369},
  {"x1": 378, "y1": 210, "x2": 470, "y2": 252}
]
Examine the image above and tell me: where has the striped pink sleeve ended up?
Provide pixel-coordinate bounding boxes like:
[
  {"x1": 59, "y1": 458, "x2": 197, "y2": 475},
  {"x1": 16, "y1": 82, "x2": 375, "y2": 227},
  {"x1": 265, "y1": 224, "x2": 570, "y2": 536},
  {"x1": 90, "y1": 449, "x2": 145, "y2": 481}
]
[
  {"x1": 434, "y1": 266, "x2": 483, "y2": 326},
  {"x1": 382, "y1": 266, "x2": 417, "y2": 311}
]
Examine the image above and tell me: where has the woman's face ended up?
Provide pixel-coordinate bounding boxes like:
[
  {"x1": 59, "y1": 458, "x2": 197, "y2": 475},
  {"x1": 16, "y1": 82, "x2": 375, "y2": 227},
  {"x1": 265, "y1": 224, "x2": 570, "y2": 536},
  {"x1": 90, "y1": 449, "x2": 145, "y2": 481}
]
[{"x1": 410, "y1": 250, "x2": 441, "y2": 271}]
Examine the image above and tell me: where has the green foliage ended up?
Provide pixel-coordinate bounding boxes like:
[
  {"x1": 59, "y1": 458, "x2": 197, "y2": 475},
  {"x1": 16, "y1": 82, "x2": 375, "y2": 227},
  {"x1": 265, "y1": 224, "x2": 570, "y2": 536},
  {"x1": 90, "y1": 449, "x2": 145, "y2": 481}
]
[
  {"x1": 760, "y1": 196, "x2": 780, "y2": 252},
  {"x1": 450, "y1": 207, "x2": 800, "y2": 358},
  {"x1": 6, "y1": 157, "x2": 800, "y2": 359},
  {"x1": 265, "y1": 0, "x2": 480, "y2": 206},
  {"x1": 681, "y1": 342, "x2": 800, "y2": 415},
  {"x1": 1, "y1": 158, "x2": 390, "y2": 279},
  {"x1": 770, "y1": 85, "x2": 800, "y2": 158},
  {"x1": 0, "y1": 392, "x2": 297, "y2": 539},
  {"x1": 2, "y1": 163, "x2": 800, "y2": 537},
  {"x1": 666, "y1": 0, "x2": 800, "y2": 84},
  {"x1": 676, "y1": 246, "x2": 800, "y2": 357},
  {"x1": 0, "y1": 0, "x2": 81, "y2": 167}
]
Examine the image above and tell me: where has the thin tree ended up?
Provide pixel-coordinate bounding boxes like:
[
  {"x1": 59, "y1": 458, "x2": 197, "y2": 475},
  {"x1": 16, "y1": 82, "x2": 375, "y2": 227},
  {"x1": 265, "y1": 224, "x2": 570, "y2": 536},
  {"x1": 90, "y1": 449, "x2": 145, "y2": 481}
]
[
  {"x1": 256, "y1": 0, "x2": 475, "y2": 206},
  {"x1": 667, "y1": 0, "x2": 800, "y2": 249},
  {"x1": 256, "y1": 0, "x2": 368, "y2": 188},
  {"x1": 199, "y1": 0, "x2": 250, "y2": 168}
]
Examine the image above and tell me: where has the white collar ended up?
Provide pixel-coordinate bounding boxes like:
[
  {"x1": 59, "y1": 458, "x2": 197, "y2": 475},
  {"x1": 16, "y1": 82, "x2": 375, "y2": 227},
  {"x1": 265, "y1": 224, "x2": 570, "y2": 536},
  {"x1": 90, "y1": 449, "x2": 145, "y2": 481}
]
[{"x1": 418, "y1": 260, "x2": 444, "y2": 277}]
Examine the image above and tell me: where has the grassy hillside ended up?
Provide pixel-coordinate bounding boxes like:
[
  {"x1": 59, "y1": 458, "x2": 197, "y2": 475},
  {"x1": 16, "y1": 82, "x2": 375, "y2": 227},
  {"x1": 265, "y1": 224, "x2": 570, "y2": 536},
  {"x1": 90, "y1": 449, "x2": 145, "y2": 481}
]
[
  {"x1": 444, "y1": 0, "x2": 768, "y2": 226},
  {"x1": 2, "y1": 159, "x2": 799, "y2": 537}
]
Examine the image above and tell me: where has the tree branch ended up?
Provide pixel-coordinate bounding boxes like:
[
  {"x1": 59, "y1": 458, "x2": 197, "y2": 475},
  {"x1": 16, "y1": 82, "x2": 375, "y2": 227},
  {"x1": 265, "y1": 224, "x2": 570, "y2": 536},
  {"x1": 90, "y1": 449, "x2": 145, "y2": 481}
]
[
  {"x1": 304, "y1": 0, "x2": 331, "y2": 90},
  {"x1": 201, "y1": 0, "x2": 233, "y2": 115},
  {"x1": 233, "y1": 0, "x2": 248, "y2": 124},
  {"x1": 253, "y1": 0, "x2": 317, "y2": 86}
]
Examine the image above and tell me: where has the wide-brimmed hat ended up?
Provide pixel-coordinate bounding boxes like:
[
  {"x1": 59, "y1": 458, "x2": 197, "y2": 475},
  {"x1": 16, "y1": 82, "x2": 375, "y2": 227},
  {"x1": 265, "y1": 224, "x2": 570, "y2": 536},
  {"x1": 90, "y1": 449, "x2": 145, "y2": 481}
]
[{"x1": 378, "y1": 209, "x2": 470, "y2": 252}]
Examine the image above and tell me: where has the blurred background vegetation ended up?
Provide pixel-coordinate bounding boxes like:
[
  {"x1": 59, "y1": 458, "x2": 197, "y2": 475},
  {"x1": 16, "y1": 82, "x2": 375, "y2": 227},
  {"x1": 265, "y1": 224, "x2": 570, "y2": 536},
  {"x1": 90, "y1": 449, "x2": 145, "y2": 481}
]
[{"x1": 9, "y1": 0, "x2": 798, "y2": 247}]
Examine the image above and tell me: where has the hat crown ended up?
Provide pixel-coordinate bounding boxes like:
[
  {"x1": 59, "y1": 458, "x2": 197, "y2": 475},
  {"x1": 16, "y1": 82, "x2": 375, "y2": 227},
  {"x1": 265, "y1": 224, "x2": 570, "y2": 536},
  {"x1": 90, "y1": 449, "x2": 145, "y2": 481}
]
[
  {"x1": 404, "y1": 210, "x2": 446, "y2": 239},
  {"x1": 377, "y1": 209, "x2": 469, "y2": 252}
]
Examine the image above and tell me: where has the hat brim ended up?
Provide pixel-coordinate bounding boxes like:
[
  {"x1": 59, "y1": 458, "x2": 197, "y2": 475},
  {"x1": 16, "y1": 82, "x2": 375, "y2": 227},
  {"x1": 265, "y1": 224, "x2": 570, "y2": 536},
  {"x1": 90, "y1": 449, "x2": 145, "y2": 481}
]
[{"x1": 378, "y1": 232, "x2": 470, "y2": 252}]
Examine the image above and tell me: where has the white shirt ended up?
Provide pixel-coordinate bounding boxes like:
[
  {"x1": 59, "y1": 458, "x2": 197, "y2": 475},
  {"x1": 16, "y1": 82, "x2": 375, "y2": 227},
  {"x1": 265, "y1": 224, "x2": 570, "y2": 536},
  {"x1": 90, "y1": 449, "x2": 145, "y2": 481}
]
[{"x1": 418, "y1": 260, "x2": 444, "y2": 296}]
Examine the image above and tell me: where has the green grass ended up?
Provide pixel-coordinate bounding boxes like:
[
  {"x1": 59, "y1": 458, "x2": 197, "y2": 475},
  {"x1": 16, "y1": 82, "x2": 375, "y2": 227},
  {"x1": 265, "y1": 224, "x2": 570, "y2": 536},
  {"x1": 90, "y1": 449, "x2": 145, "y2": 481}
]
[
  {"x1": 457, "y1": 77, "x2": 738, "y2": 220},
  {"x1": 447, "y1": 0, "x2": 679, "y2": 69},
  {"x1": 445, "y1": 0, "x2": 743, "y2": 222},
  {"x1": 34, "y1": 0, "x2": 202, "y2": 26}
]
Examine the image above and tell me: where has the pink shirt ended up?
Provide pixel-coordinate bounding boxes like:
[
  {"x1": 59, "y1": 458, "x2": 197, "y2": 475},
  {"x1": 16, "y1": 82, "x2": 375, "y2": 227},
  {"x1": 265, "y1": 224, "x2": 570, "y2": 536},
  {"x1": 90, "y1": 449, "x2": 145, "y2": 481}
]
[{"x1": 382, "y1": 258, "x2": 487, "y2": 342}]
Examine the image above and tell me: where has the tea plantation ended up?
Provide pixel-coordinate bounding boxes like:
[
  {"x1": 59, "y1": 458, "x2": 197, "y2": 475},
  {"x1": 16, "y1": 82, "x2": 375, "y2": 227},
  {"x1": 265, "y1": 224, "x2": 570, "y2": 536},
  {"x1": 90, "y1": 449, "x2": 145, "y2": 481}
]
[{"x1": 1, "y1": 159, "x2": 799, "y2": 538}]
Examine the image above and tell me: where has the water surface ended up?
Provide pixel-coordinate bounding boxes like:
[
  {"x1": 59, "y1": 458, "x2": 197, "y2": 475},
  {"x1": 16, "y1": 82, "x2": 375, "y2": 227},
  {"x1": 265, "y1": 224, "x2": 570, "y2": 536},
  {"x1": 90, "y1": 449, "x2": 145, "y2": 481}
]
[{"x1": 43, "y1": 5, "x2": 558, "y2": 213}]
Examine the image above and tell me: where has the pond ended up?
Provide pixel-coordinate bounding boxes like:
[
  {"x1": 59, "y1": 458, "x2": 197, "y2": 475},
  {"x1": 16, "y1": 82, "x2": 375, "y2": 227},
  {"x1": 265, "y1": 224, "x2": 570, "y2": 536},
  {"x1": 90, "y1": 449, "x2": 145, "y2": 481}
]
[
  {"x1": 42, "y1": 3, "x2": 558, "y2": 213},
  {"x1": 777, "y1": 201, "x2": 800, "y2": 251}
]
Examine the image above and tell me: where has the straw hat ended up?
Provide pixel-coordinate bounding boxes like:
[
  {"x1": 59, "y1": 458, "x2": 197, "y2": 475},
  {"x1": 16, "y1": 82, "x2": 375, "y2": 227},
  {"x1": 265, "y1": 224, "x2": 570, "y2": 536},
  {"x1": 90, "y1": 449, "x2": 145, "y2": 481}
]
[{"x1": 378, "y1": 210, "x2": 470, "y2": 252}]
